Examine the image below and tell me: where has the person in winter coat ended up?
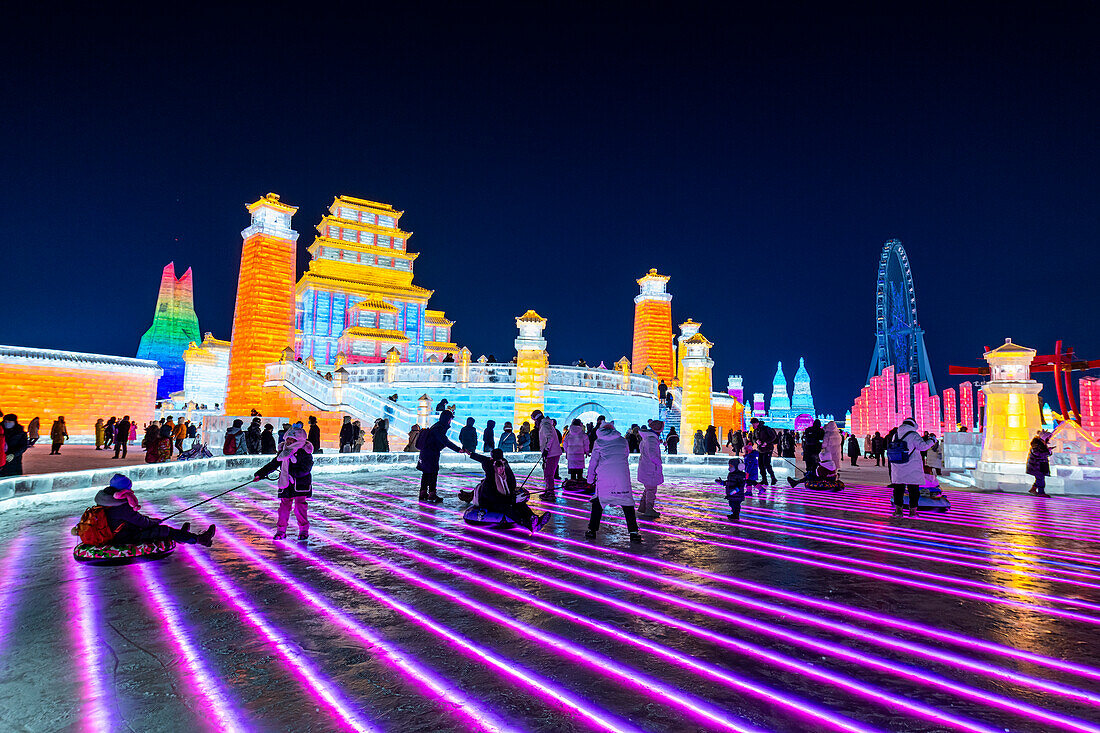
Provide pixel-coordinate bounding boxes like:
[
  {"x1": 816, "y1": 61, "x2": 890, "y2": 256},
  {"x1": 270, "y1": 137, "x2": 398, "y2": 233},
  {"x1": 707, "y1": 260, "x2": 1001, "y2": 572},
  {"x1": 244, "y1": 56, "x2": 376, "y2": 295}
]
[
  {"x1": 459, "y1": 417, "x2": 478, "y2": 453},
  {"x1": 888, "y1": 418, "x2": 936, "y2": 517},
  {"x1": 585, "y1": 421, "x2": 641, "y2": 543},
  {"x1": 128, "y1": 421, "x2": 137, "y2": 443},
  {"x1": 255, "y1": 426, "x2": 315, "y2": 540},
  {"x1": 1027, "y1": 431, "x2": 1053, "y2": 496},
  {"x1": 417, "y1": 411, "x2": 465, "y2": 503},
  {"x1": 730, "y1": 429, "x2": 745, "y2": 456},
  {"x1": 802, "y1": 419, "x2": 824, "y2": 475},
  {"x1": 144, "y1": 422, "x2": 163, "y2": 463},
  {"x1": 466, "y1": 449, "x2": 549, "y2": 532},
  {"x1": 499, "y1": 422, "x2": 517, "y2": 452},
  {"x1": 692, "y1": 430, "x2": 705, "y2": 455},
  {"x1": 637, "y1": 419, "x2": 664, "y2": 518},
  {"x1": 665, "y1": 427, "x2": 679, "y2": 454},
  {"x1": 307, "y1": 416, "x2": 322, "y2": 453},
  {"x1": 715, "y1": 458, "x2": 747, "y2": 520},
  {"x1": 113, "y1": 416, "x2": 131, "y2": 459},
  {"x1": 517, "y1": 422, "x2": 532, "y2": 451},
  {"x1": 173, "y1": 419, "x2": 188, "y2": 454},
  {"x1": 245, "y1": 417, "x2": 263, "y2": 455},
  {"x1": 863, "y1": 434, "x2": 872, "y2": 458},
  {"x1": 95, "y1": 419, "x2": 106, "y2": 450},
  {"x1": 539, "y1": 416, "x2": 562, "y2": 496},
  {"x1": 704, "y1": 425, "x2": 719, "y2": 455},
  {"x1": 103, "y1": 417, "x2": 117, "y2": 450},
  {"x1": 260, "y1": 423, "x2": 277, "y2": 454},
  {"x1": 625, "y1": 425, "x2": 641, "y2": 453},
  {"x1": 587, "y1": 421, "x2": 599, "y2": 451},
  {"x1": 563, "y1": 419, "x2": 589, "y2": 481},
  {"x1": 847, "y1": 434, "x2": 861, "y2": 466},
  {"x1": 871, "y1": 432, "x2": 886, "y2": 466},
  {"x1": 752, "y1": 419, "x2": 778, "y2": 486},
  {"x1": 482, "y1": 419, "x2": 496, "y2": 452},
  {"x1": 49, "y1": 416, "x2": 68, "y2": 454},
  {"x1": 91, "y1": 474, "x2": 215, "y2": 546},
  {"x1": 224, "y1": 419, "x2": 246, "y2": 456},
  {"x1": 0, "y1": 415, "x2": 28, "y2": 477},
  {"x1": 742, "y1": 442, "x2": 761, "y2": 493},
  {"x1": 530, "y1": 410, "x2": 543, "y2": 453},
  {"x1": 372, "y1": 418, "x2": 389, "y2": 452},
  {"x1": 403, "y1": 424, "x2": 421, "y2": 452},
  {"x1": 339, "y1": 416, "x2": 356, "y2": 453},
  {"x1": 27, "y1": 417, "x2": 40, "y2": 447}
]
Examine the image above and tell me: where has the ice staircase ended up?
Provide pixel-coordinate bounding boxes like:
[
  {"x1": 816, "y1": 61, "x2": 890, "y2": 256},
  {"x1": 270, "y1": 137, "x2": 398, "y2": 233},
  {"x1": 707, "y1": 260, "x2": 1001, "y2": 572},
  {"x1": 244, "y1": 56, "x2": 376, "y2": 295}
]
[{"x1": 658, "y1": 390, "x2": 681, "y2": 439}]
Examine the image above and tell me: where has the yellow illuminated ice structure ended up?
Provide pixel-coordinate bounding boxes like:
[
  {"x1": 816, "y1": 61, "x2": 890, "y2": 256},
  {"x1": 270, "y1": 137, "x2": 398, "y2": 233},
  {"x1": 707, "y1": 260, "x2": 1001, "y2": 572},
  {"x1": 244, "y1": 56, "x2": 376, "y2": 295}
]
[
  {"x1": 631, "y1": 269, "x2": 675, "y2": 382},
  {"x1": 675, "y1": 318, "x2": 701, "y2": 382},
  {"x1": 224, "y1": 193, "x2": 299, "y2": 416},
  {"x1": 513, "y1": 310, "x2": 548, "y2": 426},
  {"x1": 679, "y1": 332, "x2": 714, "y2": 442},
  {"x1": 979, "y1": 339, "x2": 1044, "y2": 467}
]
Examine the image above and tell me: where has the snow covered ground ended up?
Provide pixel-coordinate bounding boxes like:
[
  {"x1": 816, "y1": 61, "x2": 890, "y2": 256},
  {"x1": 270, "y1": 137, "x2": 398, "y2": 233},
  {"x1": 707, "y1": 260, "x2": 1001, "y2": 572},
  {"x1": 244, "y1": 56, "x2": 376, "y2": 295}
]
[{"x1": 1, "y1": 470, "x2": 1099, "y2": 732}]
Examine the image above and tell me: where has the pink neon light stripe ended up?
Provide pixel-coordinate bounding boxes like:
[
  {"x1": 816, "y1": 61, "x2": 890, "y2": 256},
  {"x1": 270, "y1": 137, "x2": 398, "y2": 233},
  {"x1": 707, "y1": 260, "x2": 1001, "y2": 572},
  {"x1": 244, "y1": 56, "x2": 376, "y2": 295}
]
[
  {"x1": 69, "y1": 547, "x2": 111, "y2": 733},
  {"x1": 135, "y1": 561, "x2": 247, "y2": 733},
  {"x1": 0, "y1": 532, "x2": 29, "y2": 660}
]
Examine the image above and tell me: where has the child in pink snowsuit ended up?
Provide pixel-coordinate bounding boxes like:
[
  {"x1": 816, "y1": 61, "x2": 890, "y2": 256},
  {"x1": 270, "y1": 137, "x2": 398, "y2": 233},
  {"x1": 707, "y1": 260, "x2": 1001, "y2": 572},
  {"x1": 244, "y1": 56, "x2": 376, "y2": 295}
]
[{"x1": 254, "y1": 425, "x2": 314, "y2": 541}]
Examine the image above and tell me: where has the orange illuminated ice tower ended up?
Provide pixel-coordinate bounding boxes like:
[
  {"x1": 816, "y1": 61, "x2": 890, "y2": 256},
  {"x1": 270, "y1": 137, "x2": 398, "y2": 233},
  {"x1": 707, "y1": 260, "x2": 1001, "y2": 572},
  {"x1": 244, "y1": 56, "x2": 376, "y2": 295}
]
[
  {"x1": 631, "y1": 269, "x2": 674, "y2": 381},
  {"x1": 224, "y1": 193, "x2": 299, "y2": 415}
]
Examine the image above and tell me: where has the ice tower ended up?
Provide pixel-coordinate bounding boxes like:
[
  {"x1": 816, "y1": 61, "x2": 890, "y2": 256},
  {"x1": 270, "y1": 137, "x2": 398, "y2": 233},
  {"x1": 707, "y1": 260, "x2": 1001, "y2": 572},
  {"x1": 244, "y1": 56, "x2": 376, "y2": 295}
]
[
  {"x1": 769, "y1": 362, "x2": 791, "y2": 413},
  {"x1": 514, "y1": 310, "x2": 548, "y2": 426},
  {"x1": 676, "y1": 319, "x2": 701, "y2": 383},
  {"x1": 791, "y1": 357, "x2": 815, "y2": 415},
  {"x1": 631, "y1": 269, "x2": 674, "y2": 382},
  {"x1": 224, "y1": 193, "x2": 299, "y2": 415},
  {"x1": 136, "y1": 262, "x2": 201, "y2": 399},
  {"x1": 679, "y1": 332, "x2": 714, "y2": 441},
  {"x1": 979, "y1": 339, "x2": 1043, "y2": 468}
]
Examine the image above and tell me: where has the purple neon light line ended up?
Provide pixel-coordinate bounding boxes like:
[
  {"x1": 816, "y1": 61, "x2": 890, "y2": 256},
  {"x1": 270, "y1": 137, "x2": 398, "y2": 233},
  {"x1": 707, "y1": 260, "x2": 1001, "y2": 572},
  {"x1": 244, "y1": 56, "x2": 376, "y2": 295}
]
[
  {"x1": 185, "y1": 502, "x2": 636, "y2": 733},
  {"x1": 135, "y1": 561, "x2": 248, "y2": 733},
  {"x1": 625, "y1": 492, "x2": 1100, "y2": 590},
  {"x1": 342, "y1": 481, "x2": 1100, "y2": 683},
  {"x1": 68, "y1": 541, "x2": 112, "y2": 733},
  {"x1": 165, "y1": 502, "x2": 522, "y2": 733},
  {"x1": 180, "y1": 546, "x2": 379, "y2": 732},
  {"x1": 236, "y1": 492, "x2": 868, "y2": 733},
  {"x1": 522, "y1": 495, "x2": 1100, "y2": 624},
  {"x1": 0, "y1": 532, "x2": 29, "y2": 660},
  {"x1": 314, "y1": 488, "x2": 1100, "y2": 726},
  {"x1": 216, "y1": 498, "x2": 769, "y2": 733}
]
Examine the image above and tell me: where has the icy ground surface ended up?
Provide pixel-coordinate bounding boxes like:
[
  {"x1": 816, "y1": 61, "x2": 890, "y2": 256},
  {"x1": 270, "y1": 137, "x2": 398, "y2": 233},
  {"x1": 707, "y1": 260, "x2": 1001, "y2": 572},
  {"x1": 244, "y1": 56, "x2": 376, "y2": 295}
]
[{"x1": 1, "y1": 472, "x2": 1100, "y2": 733}]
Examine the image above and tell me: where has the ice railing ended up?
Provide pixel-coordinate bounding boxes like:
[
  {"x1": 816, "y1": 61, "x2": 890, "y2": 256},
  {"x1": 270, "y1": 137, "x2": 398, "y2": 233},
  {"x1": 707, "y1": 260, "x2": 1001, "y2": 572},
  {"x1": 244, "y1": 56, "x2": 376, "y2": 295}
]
[{"x1": 338, "y1": 362, "x2": 657, "y2": 396}]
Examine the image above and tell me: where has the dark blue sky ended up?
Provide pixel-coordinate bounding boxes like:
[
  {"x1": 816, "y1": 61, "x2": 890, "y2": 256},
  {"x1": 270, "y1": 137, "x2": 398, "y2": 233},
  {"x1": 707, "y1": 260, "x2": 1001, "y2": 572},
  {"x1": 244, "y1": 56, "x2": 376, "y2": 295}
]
[{"x1": 3, "y1": 5, "x2": 1098, "y2": 416}]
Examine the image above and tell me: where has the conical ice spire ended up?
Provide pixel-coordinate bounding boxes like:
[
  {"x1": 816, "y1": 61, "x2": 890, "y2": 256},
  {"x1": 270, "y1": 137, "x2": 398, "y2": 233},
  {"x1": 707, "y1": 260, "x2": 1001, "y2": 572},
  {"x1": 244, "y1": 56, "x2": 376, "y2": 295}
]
[{"x1": 136, "y1": 262, "x2": 201, "y2": 399}]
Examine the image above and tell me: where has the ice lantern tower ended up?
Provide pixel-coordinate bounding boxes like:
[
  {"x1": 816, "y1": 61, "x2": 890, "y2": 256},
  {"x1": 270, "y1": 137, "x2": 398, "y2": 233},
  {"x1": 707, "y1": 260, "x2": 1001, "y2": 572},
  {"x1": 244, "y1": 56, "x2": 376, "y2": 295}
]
[
  {"x1": 513, "y1": 310, "x2": 548, "y2": 426},
  {"x1": 679, "y1": 332, "x2": 714, "y2": 442},
  {"x1": 978, "y1": 339, "x2": 1043, "y2": 469},
  {"x1": 224, "y1": 193, "x2": 299, "y2": 415},
  {"x1": 631, "y1": 269, "x2": 675, "y2": 383}
]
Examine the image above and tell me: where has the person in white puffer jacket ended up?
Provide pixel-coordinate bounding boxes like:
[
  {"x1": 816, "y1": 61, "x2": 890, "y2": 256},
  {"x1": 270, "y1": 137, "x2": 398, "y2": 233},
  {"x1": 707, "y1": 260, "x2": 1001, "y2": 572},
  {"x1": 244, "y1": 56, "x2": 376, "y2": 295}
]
[
  {"x1": 539, "y1": 416, "x2": 562, "y2": 496},
  {"x1": 636, "y1": 419, "x2": 665, "y2": 518},
  {"x1": 563, "y1": 419, "x2": 589, "y2": 482},
  {"x1": 585, "y1": 421, "x2": 641, "y2": 544},
  {"x1": 888, "y1": 417, "x2": 935, "y2": 517}
]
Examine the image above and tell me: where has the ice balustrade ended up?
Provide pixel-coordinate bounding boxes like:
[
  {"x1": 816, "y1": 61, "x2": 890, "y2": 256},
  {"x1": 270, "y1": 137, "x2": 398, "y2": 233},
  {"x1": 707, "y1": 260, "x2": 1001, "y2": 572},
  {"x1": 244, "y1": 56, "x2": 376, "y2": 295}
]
[{"x1": 338, "y1": 362, "x2": 657, "y2": 396}]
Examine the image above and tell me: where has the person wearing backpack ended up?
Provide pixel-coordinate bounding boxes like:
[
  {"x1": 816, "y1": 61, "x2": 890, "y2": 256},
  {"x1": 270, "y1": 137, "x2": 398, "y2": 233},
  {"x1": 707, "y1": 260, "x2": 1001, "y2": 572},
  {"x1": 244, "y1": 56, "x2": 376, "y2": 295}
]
[
  {"x1": 467, "y1": 448, "x2": 550, "y2": 532},
  {"x1": 416, "y1": 410, "x2": 465, "y2": 503},
  {"x1": 255, "y1": 425, "x2": 315, "y2": 541},
  {"x1": 78, "y1": 474, "x2": 215, "y2": 547},
  {"x1": 887, "y1": 417, "x2": 935, "y2": 517},
  {"x1": 223, "y1": 419, "x2": 245, "y2": 456}
]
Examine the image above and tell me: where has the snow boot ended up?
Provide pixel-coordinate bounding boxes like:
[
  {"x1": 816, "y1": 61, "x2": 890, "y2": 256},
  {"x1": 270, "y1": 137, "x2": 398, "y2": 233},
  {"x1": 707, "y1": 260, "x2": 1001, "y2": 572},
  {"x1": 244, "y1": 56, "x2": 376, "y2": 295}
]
[
  {"x1": 629, "y1": 533, "x2": 643, "y2": 544},
  {"x1": 584, "y1": 529, "x2": 597, "y2": 540},
  {"x1": 273, "y1": 530, "x2": 287, "y2": 540},
  {"x1": 197, "y1": 525, "x2": 216, "y2": 547}
]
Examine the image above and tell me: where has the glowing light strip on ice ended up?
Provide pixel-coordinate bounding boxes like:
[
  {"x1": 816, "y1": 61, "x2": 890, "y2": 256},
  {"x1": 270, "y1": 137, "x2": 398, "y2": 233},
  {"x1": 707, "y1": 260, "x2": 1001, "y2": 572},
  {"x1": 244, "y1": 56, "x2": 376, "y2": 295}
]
[
  {"x1": 68, "y1": 548, "x2": 111, "y2": 733},
  {"x1": 0, "y1": 532, "x2": 29, "y2": 660}
]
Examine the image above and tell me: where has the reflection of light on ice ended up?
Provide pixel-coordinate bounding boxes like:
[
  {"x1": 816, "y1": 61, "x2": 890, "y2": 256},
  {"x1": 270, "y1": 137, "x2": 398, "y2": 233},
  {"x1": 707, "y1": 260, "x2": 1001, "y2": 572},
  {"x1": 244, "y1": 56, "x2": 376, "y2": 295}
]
[{"x1": 69, "y1": 542, "x2": 112, "y2": 732}]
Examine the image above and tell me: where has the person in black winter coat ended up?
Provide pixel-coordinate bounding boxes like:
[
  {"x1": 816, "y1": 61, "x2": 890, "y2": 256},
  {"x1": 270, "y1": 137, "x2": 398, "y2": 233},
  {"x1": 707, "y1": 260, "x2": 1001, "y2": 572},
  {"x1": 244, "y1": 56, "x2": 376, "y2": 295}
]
[
  {"x1": 1, "y1": 415, "x2": 28, "y2": 477},
  {"x1": 260, "y1": 423, "x2": 277, "y2": 454},
  {"x1": 459, "y1": 417, "x2": 478, "y2": 452},
  {"x1": 93, "y1": 474, "x2": 215, "y2": 546},
  {"x1": 417, "y1": 411, "x2": 465, "y2": 503},
  {"x1": 665, "y1": 427, "x2": 679, "y2": 454},
  {"x1": 245, "y1": 417, "x2": 263, "y2": 455},
  {"x1": 307, "y1": 416, "x2": 322, "y2": 453},
  {"x1": 113, "y1": 416, "x2": 131, "y2": 458},
  {"x1": 1027, "y1": 431, "x2": 1053, "y2": 496},
  {"x1": 802, "y1": 420, "x2": 825, "y2": 475},
  {"x1": 255, "y1": 426, "x2": 315, "y2": 540},
  {"x1": 870, "y1": 431, "x2": 886, "y2": 466},
  {"x1": 482, "y1": 419, "x2": 496, "y2": 451},
  {"x1": 371, "y1": 419, "x2": 389, "y2": 452},
  {"x1": 339, "y1": 416, "x2": 356, "y2": 453},
  {"x1": 466, "y1": 449, "x2": 548, "y2": 532},
  {"x1": 704, "y1": 425, "x2": 720, "y2": 455}
]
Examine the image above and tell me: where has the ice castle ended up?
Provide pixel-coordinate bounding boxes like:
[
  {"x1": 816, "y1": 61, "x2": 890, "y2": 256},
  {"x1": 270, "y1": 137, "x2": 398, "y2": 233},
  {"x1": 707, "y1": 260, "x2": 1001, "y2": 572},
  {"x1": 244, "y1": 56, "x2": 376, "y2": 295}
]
[{"x1": 748, "y1": 357, "x2": 832, "y2": 429}]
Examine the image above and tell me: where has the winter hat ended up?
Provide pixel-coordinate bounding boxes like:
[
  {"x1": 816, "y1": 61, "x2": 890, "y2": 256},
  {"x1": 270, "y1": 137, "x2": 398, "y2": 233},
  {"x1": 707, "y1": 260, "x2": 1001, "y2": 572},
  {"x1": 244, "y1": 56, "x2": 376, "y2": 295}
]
[
  {"x1": 728, "y1": 458, "x2": 742, "y2": 469},
  {"x1": 232, "y1": 419, "x2": 244, "y2": 428},
  {"x1": 109, "y1": 474, "x2": 132, "y2": 491},
  {"x1": 490, "y1": 448, "x2": 505, "y2": 461},
  {"x1": 648, "y1": 419, "x2": 664, "y2": 432},
  {"x1": 277, "y1": 426, "x2": 311, "y2": 460},
  {"x1": 531, "y1": 410, "x2": 544, "y2": 420}
]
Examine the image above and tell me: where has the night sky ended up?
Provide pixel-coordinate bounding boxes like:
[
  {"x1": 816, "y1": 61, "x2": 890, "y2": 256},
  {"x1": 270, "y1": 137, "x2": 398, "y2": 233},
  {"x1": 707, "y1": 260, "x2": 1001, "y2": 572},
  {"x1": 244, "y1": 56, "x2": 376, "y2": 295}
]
[{"x1": 3, "y1": 6, "x2": 1098, "y2": 417}]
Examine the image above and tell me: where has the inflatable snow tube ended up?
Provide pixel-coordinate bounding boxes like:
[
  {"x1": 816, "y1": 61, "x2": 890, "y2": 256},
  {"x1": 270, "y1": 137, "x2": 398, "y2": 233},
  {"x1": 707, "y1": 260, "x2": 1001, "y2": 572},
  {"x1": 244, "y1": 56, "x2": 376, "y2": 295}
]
[
  {"x1": 462, "y1": 506, "x2": 518, "y2": 528},
  {"x1": 74, "y1": 539, "x2": 177, "y2": 564},
  {"x1": 805, "y1": 478, "x2": 844, "y2": 492},
  {"x1": 891, "y1": 488, "x2": 951, "y2": 513},
  {"x1": 561, "y1": 479, "x2": 595, "y2": 494}
]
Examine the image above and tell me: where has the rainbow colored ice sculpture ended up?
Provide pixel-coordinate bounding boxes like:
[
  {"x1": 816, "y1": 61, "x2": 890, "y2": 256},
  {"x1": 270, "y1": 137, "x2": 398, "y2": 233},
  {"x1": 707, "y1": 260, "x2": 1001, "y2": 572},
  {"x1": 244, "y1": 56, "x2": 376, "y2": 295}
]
[{"x1": 136, "y1": 262, "x2": 201, "y2": 399}]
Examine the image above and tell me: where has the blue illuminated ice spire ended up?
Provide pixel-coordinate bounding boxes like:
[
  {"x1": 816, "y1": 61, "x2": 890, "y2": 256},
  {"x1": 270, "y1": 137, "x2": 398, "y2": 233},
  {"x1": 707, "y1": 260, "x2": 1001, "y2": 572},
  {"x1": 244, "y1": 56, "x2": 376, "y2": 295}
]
[
  {"x1": 769, "y1": 361, "x2": 790, "y2": 412},
  {"x1": 791, "y1": 356, "x2": 815, "y2": 415}
]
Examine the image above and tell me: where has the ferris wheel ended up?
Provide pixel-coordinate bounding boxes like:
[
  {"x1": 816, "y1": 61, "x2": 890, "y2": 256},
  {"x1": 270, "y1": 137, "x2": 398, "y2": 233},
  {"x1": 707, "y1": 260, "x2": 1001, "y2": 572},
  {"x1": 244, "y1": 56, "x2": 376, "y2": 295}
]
[{"x1": 867, "y1": 239, "x2": 936, "y2": 394}]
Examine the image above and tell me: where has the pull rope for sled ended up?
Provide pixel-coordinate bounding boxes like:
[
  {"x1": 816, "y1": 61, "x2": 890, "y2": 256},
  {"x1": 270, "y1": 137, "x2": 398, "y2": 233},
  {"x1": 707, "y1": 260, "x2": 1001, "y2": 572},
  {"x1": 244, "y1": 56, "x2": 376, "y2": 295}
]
[
  {"x1": 517, "y1": 455, "x2": 544, "y2": 490},
  {"x1": 160, "y1": 478, "x2": 260, "y2": 521}
]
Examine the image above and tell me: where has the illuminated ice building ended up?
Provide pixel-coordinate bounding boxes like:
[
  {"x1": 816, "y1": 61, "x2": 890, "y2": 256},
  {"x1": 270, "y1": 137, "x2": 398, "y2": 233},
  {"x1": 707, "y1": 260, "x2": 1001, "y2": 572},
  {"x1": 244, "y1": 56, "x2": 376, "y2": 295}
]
[
  {"x1": 136, "y1": 262, "x2": 201, "y2": 399},
  {"x1": 745, "y1": 358, "x2": 832, "y2": 429},
  {"x1": 295, "y1": 196, "x2": 457, "y2": 365}
]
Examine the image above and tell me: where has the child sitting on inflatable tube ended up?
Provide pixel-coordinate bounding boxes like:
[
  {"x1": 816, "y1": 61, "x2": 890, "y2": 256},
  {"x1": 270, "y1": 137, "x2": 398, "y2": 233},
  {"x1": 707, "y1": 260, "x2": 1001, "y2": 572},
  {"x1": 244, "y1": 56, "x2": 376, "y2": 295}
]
[
  {"x1": 467, "y1": 449, "x2": 551, "y2": 533},
  {"x1": 254, "y1": 425, "x2": 314, "y2": 541},
  {"x1": 787, "y1": 448, "x2": 839, "y2": 488},
  {"x1": 85, "y1": 474, "x2": 216, "y2": 546},
  {"x1": 715, "y1": 458, "x2": 747, "y2": 521}
]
